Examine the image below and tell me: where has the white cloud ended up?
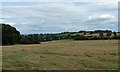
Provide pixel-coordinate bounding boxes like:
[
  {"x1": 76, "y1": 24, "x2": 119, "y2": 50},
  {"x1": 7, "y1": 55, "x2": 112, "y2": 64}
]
[
  {"x1": 100, "y1": 14, "x2": 115, "y2": 19},
  {"x1": 5, "y1": 22, "x2": 16, "y2": 26},
  {"x1": 88, "y1": 16, "x2": 93, "y2": 19}
]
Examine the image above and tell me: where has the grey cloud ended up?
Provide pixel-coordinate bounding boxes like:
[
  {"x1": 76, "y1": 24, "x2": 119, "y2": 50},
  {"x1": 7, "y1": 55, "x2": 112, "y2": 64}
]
[{"x1": 2, "y1": 2, "x2": 118, "y2": 34}]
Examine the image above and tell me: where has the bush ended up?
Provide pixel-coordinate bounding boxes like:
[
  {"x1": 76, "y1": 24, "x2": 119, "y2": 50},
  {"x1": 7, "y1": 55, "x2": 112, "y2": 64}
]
[
  {"x1": 73, "y1": 34, "x2": 88, "y2": 40},
  {"x1": 91, "y1": 36, "x2": 101, "y2": 40},
  {"x1": 111, "y1": 36, "x2": 120, "y2": 39},
  {"x1": 20, "y1": 35, "x2": 40, "y2": 44}
]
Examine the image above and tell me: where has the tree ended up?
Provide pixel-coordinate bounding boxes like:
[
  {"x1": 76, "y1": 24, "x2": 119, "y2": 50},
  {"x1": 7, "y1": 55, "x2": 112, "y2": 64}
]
[
  {"x1": 113, "y1": 31, "x2": 117, "y2": 36},
  {"x1": 92, "y1": 36, "x2": 101, "y2": 40},
  {"x1": 73, "y1": 34, "x2": 88, "y2": 40},
  {"x1": 107, "y1": 32, "x2": 112, "y2": 36},
  {"x1": 20, "y1": 34, "x2": 40, "y2": 44},
  {"x1": 67, "y1": 33, "x2": 71, "y2": 39},
  {"x1": 99, "y1": 32, "x2": 103, "y2": 37},
  {"x1": 90, "y1": 31, "x2": 94, "y2": 34},
  {"x1": 84, "y1": 32, "x2": 86, "y2": 35},
  {"x1": 1, "y1": 24, "x2": 21, "y2": 45}
]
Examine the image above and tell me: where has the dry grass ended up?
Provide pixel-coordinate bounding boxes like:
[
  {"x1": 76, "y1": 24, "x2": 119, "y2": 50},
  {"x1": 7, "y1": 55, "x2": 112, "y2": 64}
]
[{"x1": 2, "y1": 40, "x2": 118, "y2": 70}]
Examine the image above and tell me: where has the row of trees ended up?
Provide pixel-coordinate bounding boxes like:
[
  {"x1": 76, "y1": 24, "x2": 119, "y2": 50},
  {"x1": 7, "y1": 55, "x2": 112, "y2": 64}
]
[
  {"x1": 99, "y1": 32, "x2": 117, "y2": 37},
  {"x1": 1, "y1": 24, "x2": 73, "y2": 45},
  {"x1": 20, "y1": 32, "x2": 119, "y2": 43},
  {"x1": 1, "y1": 24, "x2": 120, "y2": 45},
  {"x1": 73, "y1": 34, "x2": 120, "y2": 40},
  {"x1": 20, "y1": 33, "x2": 72, "y2": 44}
]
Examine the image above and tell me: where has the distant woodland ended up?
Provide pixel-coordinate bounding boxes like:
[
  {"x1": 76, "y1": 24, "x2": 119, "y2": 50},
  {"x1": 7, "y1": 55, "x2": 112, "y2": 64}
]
[{"x1": 1, "y1": 24, "x2": 120, "y2": 45}]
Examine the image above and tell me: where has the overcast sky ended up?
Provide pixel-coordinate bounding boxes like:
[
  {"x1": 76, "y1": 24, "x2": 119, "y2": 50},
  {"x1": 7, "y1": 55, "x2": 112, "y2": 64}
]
[{"x1": 0, "y1": 1, "x2": 118, "y2": 34}]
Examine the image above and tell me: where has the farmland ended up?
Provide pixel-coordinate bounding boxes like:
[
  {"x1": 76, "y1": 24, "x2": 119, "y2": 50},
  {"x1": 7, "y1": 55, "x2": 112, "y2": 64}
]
[{"x1": 2, "y1": 40, "x2": 118, "y2": 70}]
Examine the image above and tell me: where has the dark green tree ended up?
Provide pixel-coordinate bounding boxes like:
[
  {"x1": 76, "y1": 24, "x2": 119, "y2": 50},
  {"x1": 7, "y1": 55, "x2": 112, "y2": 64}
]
[
  {"x1": 1, "y1": 24, "x2": 21, "y2": 45},
  {"x1": 73, "y1": 34, "x2": 88, "y2": 40},
  {"x1": 90, "y1": 31, "x2": 94, "y2": 34},
  {"x1": 113, "y1": 31, "x2": 117, "y2": 36},
  {"x1": 107, "y1": 32, "x2": 112, "y2": 36},
  {"x1": 20, "y1": 34, "x2": 40, "y2": 44},
  {"x1": 99, "y1": 32, "x2": 103, "y2": 37}
]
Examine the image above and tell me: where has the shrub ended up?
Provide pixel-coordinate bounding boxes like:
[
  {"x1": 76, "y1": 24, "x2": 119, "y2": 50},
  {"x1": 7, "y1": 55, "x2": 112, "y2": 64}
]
[
  {"x1": 73, "y1": 34, "x2": 88, "y2": 40},
  {"x1": 111, "y1": 36, "x2": 120, "y2": 39}
]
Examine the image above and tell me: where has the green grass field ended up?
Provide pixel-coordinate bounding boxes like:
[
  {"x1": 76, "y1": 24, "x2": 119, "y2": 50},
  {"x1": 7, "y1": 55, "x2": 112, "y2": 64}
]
[{"x1": 2, "y1": 40, "x2": 118, "y2": 70}]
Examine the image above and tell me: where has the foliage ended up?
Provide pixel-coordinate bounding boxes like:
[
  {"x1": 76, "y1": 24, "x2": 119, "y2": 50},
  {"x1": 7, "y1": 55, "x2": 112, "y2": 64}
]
[
  {"x1": 73, "y1": 34, "x2": 88, "y2": 40},
  {"x1": 111, "y1": 36, "x2": 120, "y2": 39},
  {"x1": 113, "y1": 32, "x2": 117, "y2": 36},
  {"x1": 94, "y1": 30, "x2": 112, "y2": 33},
  {"x1": 20, "y1": 34, "x2": 40, "y2": 44},
  {"x1": 90, "y1": 31, "x2": 94, "y2": 34},
  {"x1": 1, "y1": 24, "x2": 120, "y2": 45},
  {"x1": 99, "y1": 32, "x2": 103, "y2": 37},
  {"x1": 1, "y1": 24, "x2": 21, "y2": 45},
  {"x1": 107, "y1": 32, "x2": 112, "y2": 36}
]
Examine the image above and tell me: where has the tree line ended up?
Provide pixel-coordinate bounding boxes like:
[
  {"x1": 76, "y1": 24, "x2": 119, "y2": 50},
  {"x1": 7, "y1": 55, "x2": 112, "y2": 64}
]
[{"x1": 1, "y1": 24, "x2": 120, "y2": 45}]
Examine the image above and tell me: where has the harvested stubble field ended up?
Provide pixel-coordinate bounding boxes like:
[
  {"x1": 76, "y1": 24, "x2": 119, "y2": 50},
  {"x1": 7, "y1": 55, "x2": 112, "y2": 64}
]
[{"x1": 2, "y1": 40, "x2": 118, "y2": 70}]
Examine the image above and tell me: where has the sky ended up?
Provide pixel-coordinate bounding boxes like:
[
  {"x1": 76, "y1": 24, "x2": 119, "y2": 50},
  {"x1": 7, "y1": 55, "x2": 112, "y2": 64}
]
[{"x1": 0, "y1": 1, "x2": 118, "y2": 34}]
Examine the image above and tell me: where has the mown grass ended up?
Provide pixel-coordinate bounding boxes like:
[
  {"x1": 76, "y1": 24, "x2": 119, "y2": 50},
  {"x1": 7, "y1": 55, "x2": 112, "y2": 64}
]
[{"x1": 2, "y1": 40, "x2": 118, "y2": 70}]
